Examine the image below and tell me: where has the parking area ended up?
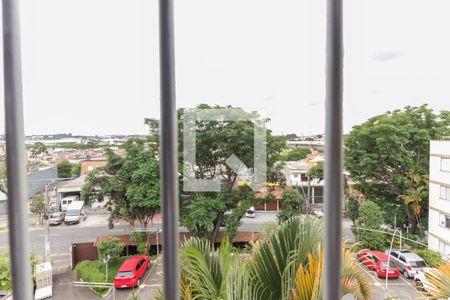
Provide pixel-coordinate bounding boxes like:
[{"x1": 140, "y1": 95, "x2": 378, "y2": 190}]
[{"x1": 356, "y1": 261, "x2": 422, "y2": 299}]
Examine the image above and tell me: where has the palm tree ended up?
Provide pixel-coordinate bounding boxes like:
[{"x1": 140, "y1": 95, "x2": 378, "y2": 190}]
[
  {"x1": 422, "y1": 264, "x2": 450, "y2": 299},
  {"x1": 179, "y1": 237, "x2": 255, "y2": 300},
  {"x1": 177, "y1": 217, "x2": 374, "y2": 300},
  {"x1": 249, "y1": 217, "x2": 323, "y2": 300}
]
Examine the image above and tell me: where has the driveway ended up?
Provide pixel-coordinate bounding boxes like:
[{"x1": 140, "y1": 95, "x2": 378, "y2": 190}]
[
  {"x1": 355, "y1": 259, "x2": 421, "y2": 299},
  {"x1": 52, "y1": 271, "x2": 98, "y2": 300},
  {"x1": 105, "y1": 256, "x2": 163, "y2": 300}
]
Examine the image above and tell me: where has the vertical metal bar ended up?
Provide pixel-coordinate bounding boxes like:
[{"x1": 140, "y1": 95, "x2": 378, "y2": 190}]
[
  {"x1": 159, "y1": 0, "x2": 179, "y2": 299},
  {"x1": 324, "y1": 0, "x2": 343, "y2": 299},
  {"x1": 2, "y1": 0, "x2": 33, "y2": 297}
]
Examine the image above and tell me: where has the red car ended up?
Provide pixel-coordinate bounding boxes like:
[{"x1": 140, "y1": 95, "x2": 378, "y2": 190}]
[
  {"x1": 114, "y1": 256, "x2": 150, "y2": 288},
  {"x1": 357, "y1": 250, "x2": 399, "y2": 279}
]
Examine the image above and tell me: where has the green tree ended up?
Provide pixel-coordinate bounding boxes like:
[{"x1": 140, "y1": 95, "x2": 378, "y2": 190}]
[
  {"x1": 277, "y1": 187, "x2": 304, "y2": 222},
  {"x1": 30, "y1": 142, "x2": 47, "y2": 155},
  {"x1": 356, "y1": 200, "x2": 385, "y2": 250},
  {"x1": 308, "y1": 161, "x2": 324, "y2": 182},
  {"x1": 281, "y1": 147, "x2": 311, "y2": 161},
  {"x1": 224, "y1": 199, "x2": 252, "y2": 241},
  {"x1": 71, "y1": 162, "x2": 81, "y2": 177},
  {"x1": 147, "y1": 104, "x2": 285, "y2": 242},
  {"x1": 345, "y1": 105, "x2": 450, "y2": 232},
  {"x1": 181, "y1": 196, "x2": 225, "y2": 239},
  {"x1": 97, "y1": 237, "x2": 124, "y2": 260},
  {"x1": 30, "y1": 194, "x2": 45, "y2": 225},
  {"x1": 57, "y1": 160, "x2": 73, "y2": 178},
  {"x1": 81, "y1": 139, "x2": 160, "y2": 228},
  {"x1": 346, "y1": 195, "x2": 360, "y2": 226}
]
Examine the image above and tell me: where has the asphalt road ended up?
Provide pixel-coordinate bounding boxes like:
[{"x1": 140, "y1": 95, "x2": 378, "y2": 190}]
[
  {"x1": 355, "y1": 257, "x2": 422, "y2": 300},
  {"x1": 0, "y1": 212, "x2": 355, "y2": 259}
]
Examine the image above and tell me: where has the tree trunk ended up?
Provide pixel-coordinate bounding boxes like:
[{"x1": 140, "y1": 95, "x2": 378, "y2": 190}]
[
  {"x1": 210, "y1": 212, "x2": 224, "y2": 244},
  {"x1": 405, "y1": 205, "x2": 417, "y2": 233}
]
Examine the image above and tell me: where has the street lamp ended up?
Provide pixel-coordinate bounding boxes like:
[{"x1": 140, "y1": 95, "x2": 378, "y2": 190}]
[
  {"x1": 103, "y1": 254, "x2": 111, "y2": 283},
  {"x1": 385, "y1": 227, "x2": 400, "y2": 299}
]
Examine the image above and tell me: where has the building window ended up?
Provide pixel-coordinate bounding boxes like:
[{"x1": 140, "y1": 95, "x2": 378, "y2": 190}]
[
  {"x1": 439, "y1": 213, "x2": 450, "y2": 229},
  {"x1": 438, "y1": 240, "x2": 450, "y2": 257},
  {"x1": 440, "y1": 186, "x2": 450, "y2": 201},
  {"x1": 441, "y1": 158, "x2": 450, "y2": 172}
]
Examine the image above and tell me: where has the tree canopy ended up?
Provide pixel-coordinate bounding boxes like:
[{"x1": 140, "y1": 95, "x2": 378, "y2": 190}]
[
  {"x1": 146, "y1": 104, "x2": 286, "y2": 241},
  {"x1": 345, "y1": 105, "x2": 450, "y2": 232},
  {"x1": 81, "y1": 139, "x2": 160, "y2": 228}
]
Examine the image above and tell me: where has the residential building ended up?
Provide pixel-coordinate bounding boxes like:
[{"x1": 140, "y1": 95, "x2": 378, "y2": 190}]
[
  {"x1": 80, "y1": 159, "x2": 107, "y2": 175},
  {"x1": 282, "y1": 156, "x2": 324, "y2": 206},
  {"x1": 428, "y1": 140, "x2": 450, "y2": 258}
]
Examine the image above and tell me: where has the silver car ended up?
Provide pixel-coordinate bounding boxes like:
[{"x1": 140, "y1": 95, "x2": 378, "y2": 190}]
[
  {"x1": 48, "y1": 212, "x2": 65, "y2": 225},
  {"x1": 385, "y1": 250, "x2": 427, "y2": 278}
]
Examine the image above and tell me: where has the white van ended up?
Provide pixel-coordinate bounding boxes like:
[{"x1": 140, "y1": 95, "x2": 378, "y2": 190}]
[
  {"x1": 64, "y1": 201, "x2": 85, "y2": 225},
  {"x1": 61, "y1": 195, "x2": 79, "y2": 212}
]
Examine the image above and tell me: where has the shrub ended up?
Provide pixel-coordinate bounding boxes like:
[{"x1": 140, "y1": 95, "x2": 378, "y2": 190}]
[
  {"x1": 278, "y1": 188, "x2": 304, "y2": 222},
  {"x1": 0, "y1": 251, "x2": 11, "y2": 291},
  {"x1": 75, "y1": 260, "x2": 107, "y2": 295},
  {"x1": 97, "y1": 237, "x2": 124, "y2": 260},
  {"x1": 415, "y1": 249, "x2": 444, "y2": 267},
  {"x1": 357, "y1": 200, "x2": 385, "y2": 250}
]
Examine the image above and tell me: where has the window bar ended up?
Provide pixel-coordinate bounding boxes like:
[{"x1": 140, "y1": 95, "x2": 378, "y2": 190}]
[
  {"x1": 2, "y1": 0, "x2": 33, "y2": 298},
  {"x1": 324, "y1": 0, "x2": 343, "y2": 299},
  {"x1": 159, "y1": 0, "x2": 180, "y2": 299}
]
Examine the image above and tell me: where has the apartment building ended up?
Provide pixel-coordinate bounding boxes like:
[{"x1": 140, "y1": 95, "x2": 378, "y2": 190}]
[{"x1": 428, "y1": 140, "x2": 450, "y2": 258}]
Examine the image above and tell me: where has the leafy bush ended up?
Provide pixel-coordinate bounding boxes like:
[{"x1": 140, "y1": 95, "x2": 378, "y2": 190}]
[
  {"x1": 75, "y1": 260, "x2": 107, "y2": 295},
  {"x1": 277, "y1": 188, "x2": 304, "y2": 222},
  {"x1": 130, "y1": 232, "x2": 147, "y2": 255},
  {"x1": 415, "y1": 249, "x2": 444, "y2": 267},
  {"x1": 0, "y1": 251, "x2": 11, "y2": 291},
  {"x1": 357, "y1": 200, "x2": 385, "y2": 250},
  {"x1": 97, "y1": 237, "x2": 124, "y2": 260}
]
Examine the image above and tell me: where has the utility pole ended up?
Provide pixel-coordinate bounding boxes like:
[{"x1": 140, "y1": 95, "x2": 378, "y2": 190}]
[{"x1": 44, "y1": 184, "x2": 50, "y2": 261}]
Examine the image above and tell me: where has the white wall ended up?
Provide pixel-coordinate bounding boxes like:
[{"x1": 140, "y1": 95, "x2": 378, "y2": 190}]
[{"x1": 429, "y1": 140, "x2": 450, "y2": 257}]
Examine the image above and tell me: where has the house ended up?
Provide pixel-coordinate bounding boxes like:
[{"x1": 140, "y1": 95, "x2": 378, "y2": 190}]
[
  {"x1": 428, "y1": 141, "x2": 450, "y2": 258},
  {"x1": 80, "y1": 159, "x2": 107, "y2": 175},
  {"x1": 282, "y1": 157, "x2": 324, "y2": 206}
]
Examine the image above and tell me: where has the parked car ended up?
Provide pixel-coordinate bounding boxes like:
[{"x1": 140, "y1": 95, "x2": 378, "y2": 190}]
[
  {"x1": 48, "y1": 212, "x2": 65, "y2": 225},
  {"x1": 414, "y1": 268, "x2": 435, "y2": 293},
  {"x1": 357, "y1": 250, "x2": 400, "y2": 278},
  {"x1": 385, "y1": 249, "x2": 427, "y2": 278},
  {"x1": 245, "y1": 207, "x2": 256, "y2": 218},
  {"x1": 114, "y1": 256, "x2": 150, "y2": 289}
]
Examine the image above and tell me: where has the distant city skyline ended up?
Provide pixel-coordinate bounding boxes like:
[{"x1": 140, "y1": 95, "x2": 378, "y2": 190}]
[{"x1": 0, "y1": 0, "x2": 449, "y2": 136}]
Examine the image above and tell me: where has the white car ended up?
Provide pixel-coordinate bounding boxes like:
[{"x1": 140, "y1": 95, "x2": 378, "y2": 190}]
[{"x1": 245, "y1": 207, "x2": 256, "y2": 218}]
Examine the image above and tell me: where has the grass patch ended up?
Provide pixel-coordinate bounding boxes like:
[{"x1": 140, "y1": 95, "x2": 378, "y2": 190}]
[{"x1": 75, "y1": 256, "x2": 132, "y2": 296}]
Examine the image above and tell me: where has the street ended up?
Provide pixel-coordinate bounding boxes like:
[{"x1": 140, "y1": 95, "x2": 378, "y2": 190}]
[
  {"x1": 0, "y1": 211, "x2": 420, "y2": 299},
  {"x1": 0, "y1": 211, "x2": 357, "y2": 260}
]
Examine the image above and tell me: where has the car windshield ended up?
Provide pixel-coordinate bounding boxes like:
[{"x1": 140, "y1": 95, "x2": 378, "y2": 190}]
[
  {"x1": 49, "y1": 214, "x2": 60, "y2": 218},
  {"x1": 411, "y1": 261, "x2": 427, "y2": 268},
  {"x1": 380, "y1": 262, "x2": 396, "y2": 268},
  {"x1": 247, "y1": 210, "x2": 254, "y2": 214},
  {"x1": 117, "y1": 271, "x2": 134, "y2": 277},
  {"x1": 66, "y1": 210, "x2": 79, "y2": 216}
]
